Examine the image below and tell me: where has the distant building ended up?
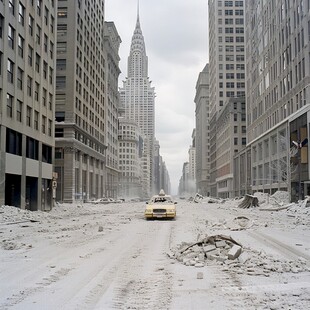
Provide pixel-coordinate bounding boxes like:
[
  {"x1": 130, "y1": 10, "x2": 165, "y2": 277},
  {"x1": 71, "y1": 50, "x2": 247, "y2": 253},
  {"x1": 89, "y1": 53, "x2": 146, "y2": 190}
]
[
  {"x1": 0, "y1": 0, "x2": 57, "y2": 210},
  {"x1": 194, "y1": 64, "x2": 210, "y2": 196},
  {"x1": 188, "y1": 130, "x2": 196, "y2": 193},
  {"x1": 119, "y1": 10, "x2": 156, "y2": 197},
  {"x1": 118, "y1": 118, "x2": 143, "y2": 198}
]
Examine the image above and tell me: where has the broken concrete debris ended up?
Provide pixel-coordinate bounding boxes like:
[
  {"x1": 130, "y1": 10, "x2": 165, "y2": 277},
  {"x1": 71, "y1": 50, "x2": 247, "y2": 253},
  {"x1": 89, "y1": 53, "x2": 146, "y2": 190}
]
[
  {"x1": 238, "y1": 194, "x2": 259, "y2": 208},
  {"x1": 173, "y1": 234, "x2": 242, "y2": 267}
]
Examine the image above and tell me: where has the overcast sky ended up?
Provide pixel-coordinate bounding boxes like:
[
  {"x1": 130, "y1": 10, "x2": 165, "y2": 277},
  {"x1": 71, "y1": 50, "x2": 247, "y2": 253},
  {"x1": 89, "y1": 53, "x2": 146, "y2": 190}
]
[{"x1": 105, "y1": 0, "x2": 208, "y2": 195}]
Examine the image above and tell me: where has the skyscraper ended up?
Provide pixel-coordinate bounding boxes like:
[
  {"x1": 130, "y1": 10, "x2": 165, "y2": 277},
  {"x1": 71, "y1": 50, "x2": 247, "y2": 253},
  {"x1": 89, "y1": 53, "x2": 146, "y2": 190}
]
[
  {"x1": 0, "y1": 0, "x2": 57, "y2": 210},
  {"x1": 119, "y1": 8, "x2": 156, "y2": 197},
  {"x1": 208, "y1": 0, "x2": 246, "y2": 197},
  {"x1": 54, "y1": 1, "x2": 121, "y2": 202}
]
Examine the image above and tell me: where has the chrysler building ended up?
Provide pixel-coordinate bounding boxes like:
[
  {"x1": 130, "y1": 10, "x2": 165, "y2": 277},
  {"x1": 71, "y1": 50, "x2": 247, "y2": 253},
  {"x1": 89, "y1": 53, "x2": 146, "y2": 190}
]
[{"x1": 119, "y1": 8, "x2": 156, "y2": 196}]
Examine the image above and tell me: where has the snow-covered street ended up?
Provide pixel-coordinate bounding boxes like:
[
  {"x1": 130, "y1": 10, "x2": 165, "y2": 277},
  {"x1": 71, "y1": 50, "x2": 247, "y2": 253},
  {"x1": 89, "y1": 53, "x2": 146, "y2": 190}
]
[{"x1": 1, "y1": 195, "x2": 310, "y2": 309}]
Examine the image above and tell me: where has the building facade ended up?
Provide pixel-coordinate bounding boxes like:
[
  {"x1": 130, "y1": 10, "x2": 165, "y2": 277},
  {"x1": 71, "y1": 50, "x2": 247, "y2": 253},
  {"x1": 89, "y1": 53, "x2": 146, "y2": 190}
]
[
  {"x1": 216, "y1": 97, "x2": 246, "y2": 198},
  {"x1": 118, "y1": 118, "x2": 143, "y2": 199},
  {"x1": 119, "y1": 11, "x2": 156, "y2": 197},
  {"x1": 54, "y1": 1, "x2": 120, "y2": 202},
  {"x1": 208, "y1": 0, "x2": 246, "y2": 197},
  {"x1": 0, "y1": 0, "x2": 57, "y2": 210},
  {"x1": 245, "y1": 0, "x2": 310, "y2": 199},
  {"x1": 194, "y1": 64, "x2": 210, "y2": 196}
]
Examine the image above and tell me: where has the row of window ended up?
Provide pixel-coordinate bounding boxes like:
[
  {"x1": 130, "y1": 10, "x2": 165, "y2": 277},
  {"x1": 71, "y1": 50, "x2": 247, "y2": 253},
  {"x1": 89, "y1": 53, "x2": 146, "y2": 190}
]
[
  {"x1": 6, "y1": 92, "x2": 53, "y2": 134},
  {"x1": 6, "y1": 128, "x2": 52, "y2": 163}
]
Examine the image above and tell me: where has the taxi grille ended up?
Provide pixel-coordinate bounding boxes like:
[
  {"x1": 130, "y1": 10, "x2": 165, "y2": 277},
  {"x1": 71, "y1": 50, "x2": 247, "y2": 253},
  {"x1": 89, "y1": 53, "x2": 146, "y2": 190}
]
[{"x1": 153, "y1": 209, "x2": 166, "y2": 213}]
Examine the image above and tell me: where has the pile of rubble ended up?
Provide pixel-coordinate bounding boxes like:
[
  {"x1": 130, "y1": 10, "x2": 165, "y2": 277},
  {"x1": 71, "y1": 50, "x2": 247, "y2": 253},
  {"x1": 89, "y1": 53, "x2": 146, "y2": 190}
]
[
  {"x1": 170, "y1": 234, "x2": 242, "y2": 267},
  {"x1": 169, "y1": 234, "x2": 309, "y2": 277}
]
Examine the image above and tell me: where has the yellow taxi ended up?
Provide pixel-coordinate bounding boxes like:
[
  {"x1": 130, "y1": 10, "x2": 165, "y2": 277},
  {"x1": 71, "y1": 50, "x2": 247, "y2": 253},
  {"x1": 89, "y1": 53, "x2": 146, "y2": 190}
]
[{"x1": 144, "y1": 190, "x2": 177, "y2": 220}]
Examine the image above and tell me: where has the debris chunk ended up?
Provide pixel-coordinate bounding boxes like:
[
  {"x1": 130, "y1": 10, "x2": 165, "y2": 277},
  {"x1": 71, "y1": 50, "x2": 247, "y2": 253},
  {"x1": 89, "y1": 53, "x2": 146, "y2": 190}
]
[
  {"x1": 228, "y1": 245, "x2": 242, "y2": 260},
  {"x1": 238, "y1": 194, "x2": 259, "y2": 208}
]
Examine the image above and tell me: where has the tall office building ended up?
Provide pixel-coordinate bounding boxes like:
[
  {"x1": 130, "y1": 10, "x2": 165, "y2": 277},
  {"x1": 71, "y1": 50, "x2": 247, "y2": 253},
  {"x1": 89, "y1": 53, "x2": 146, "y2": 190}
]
[
  {"x1": 119, "y1": 10, "x2": 156, "y2": 197},
  {"x1": 54, "y1": 1, "x2": 121, "y2": 202},
  {"x1": 245, "y1": 0, "x2": 310, "y2": 199},
  {"x1": 0, "y1": 0, "x2": 57, "y2": 210},
  {"x1": 194, "y1": 64, "x2": 210, "y2": 196},
  {"x1": 208, "y1": 0, "x2": 246, "y2": 197}
]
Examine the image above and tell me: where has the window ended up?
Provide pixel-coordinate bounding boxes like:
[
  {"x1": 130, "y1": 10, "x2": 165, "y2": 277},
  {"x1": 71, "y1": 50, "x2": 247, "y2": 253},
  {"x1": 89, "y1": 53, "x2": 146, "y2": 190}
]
[
  {"x1": 48, "y1": 119, "x2": 52, "y2": 136},
  {"x1": 7, "y1": 94, "x2": 13, "y2": 118},
  {"x1": 235, "y1": 10, "x2": 244, "y2": 15},
  {"x1": 42, "y1": 144, "x2": 52, "y2": 163},
  {"x1": 9, "y1": 0, "x2": 15, "y2": 15},
  {"x1": 16, "y1": 100, "x2": 22, "y2": 122},
  {"x1": 42, "y1": 115, "x2": 46, "y2": 133},
  {"x1": 236, "y1": 64, "x2": 245, "y2": 70},
  {"x1": 49, "y1": 93, "x2": 53, "y2": 110},
  {"x1": 26, "y1": 106, "x2": 32, "y2": 126},
  {"x1": 0, "y1": 14, "x2": 3, "y2": 38},
  {"x1": 6, "y1": 128, "x2": 22, "y2": 156},
  {"x1": 28, "y1": 46, "x2": 33, "y2": 66},
  {"x1": 236, "y1": 18, "x2": 244, "y2": 25},
  {"x1": 29, "y1": 15, "x2": 34, "y2": 36},
  {"x1": 18, "y1": 3, "x2": 25, "y2": 25},
  {"x1": 44, "y1": 34, "x2": 48, "y2": 53},
  {"x1": 17, "y1": 67, "x2": 23, "y2": 90},
  {"x1": 236, "y1": 45, "x2": 244, "y2": 52},
  {"x1": 26, "y1": 137, "x2": 38, "y2": 160},
  {"x1": 226, "y1": 64, "x2": 234, "y2": 70},
  {"x1": 50, "y1": 15, "x2": 54, "y2": 33},
  {"x1": 49, "y1": 67, "x2": 53, "y2": 84},
  {"x1": 236, "y1": 55, "x2": 244, "y2": 61},
  {"x1": 27, "y1": 76, "x2": 32, "y2": 96},
  {"x1": 37, "y1": 0, "x2": 42, "y2": 16},
  {"x1": 226, "y1": 82, "x2": 235, "y2": 88},
  {"x1": 18, "y1": 35, "x2": 24, "y2": 58},
  {"x1": 8, "y1": 24, "x2": 15, "y2": 49},
  {"x1": 35, "y1": 53, "x2": 40, "y2": 72},
  {"x1": 237, "y1": 73, "x2": 245, "y2": 79},
  {"x1": 34, "y1": 110, "x2": 39, "y2": 130},
  {"x1": 42, "y1": 88, "x2": 47, "y2": 106},
  {"x1": 35, "y1": 82, "x2": 39, "y2": 101},
  {"x1": 236, "y1": 37, "x2": 244, "y2": 43},
  {"x1": 58, "y1": 7, "x2": 67, "y2": 18},
  {"x1": 7, "y1": 59, "x2": 14, "y2": 83},
  {"x1": 237, "y1": 82, "x2": 245, "y2": 88},
  {"x1": 44, "y1": 6, "x2": 49, "y2": 25},
  {"x1": 43, "y1": 61, "x2": 47, "y2": 79},
  {"x1": 36, "y1": 25, "x2": 41, "y2": 44},
  {"x1": 234, "y1": 138, "x2": 238, "y2": 145},
  {"x1": 50, "y1": 41, "x2": 54, "y2": 59}
]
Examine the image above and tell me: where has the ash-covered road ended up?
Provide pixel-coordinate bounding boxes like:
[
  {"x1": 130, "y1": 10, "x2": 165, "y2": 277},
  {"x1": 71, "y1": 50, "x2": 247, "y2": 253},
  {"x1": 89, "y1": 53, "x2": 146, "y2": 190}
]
[{"x1": 1, "y1": 198, "x2": 309, "y2": 309}]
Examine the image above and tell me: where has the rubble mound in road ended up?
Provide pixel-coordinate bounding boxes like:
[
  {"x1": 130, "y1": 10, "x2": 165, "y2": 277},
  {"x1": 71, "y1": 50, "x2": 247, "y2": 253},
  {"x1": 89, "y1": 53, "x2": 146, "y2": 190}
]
[
  {"x1": 169, "y1": 234, "x2": 309, "y2": 276},
  {"x1": 170, "y1": 234, "x2": 243, "y2": 267}
]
